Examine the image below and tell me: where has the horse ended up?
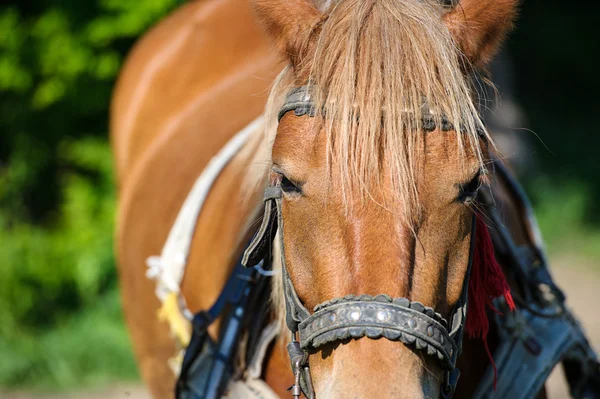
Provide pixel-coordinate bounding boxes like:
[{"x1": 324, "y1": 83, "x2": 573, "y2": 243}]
[{"x1": 111, "y1": 0, "x2": 578, "y2": 398}]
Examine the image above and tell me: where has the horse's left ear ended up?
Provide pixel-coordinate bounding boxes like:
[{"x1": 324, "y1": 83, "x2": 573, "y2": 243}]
[{"x1": 443, "y1": 0, "x2": 519, "y2": 68}]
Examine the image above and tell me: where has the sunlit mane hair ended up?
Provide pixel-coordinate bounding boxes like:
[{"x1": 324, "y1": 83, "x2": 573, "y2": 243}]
[{"x1": 262, "y1": 0, "x2": 489, "y2": 219}]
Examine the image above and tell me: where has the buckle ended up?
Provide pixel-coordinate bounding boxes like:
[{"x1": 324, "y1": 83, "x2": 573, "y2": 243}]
[{"x1": 192, "y1": 310, "x2": 212, "y2": 334}]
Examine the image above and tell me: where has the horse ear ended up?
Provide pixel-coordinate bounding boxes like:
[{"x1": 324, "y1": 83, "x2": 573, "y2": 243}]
[
  {"x1": 443, "y1": 0, "x2": 519, "y2": 68},
  {"x1": 252, "y1": 0, "x2": 322, "y2": 68}
]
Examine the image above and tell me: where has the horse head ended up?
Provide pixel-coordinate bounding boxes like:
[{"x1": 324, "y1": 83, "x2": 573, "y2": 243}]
[{"x1": 248, "y1": 0, "x2": 518, "y2": 397}]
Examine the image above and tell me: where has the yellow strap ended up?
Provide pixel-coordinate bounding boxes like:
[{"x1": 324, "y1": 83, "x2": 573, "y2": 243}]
[{"x1": 158, "y1": 292, "x2": 192, "y2": 347}]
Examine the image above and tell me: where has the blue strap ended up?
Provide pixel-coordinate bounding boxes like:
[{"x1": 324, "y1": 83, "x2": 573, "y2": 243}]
[{"x1": 176, "y1": 255, "x2": 257, "y2": 398}]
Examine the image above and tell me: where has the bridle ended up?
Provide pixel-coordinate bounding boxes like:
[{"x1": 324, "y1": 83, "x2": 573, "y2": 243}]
[{"x1": 242, "y1": 85, "x2": 478, "y2": 399}]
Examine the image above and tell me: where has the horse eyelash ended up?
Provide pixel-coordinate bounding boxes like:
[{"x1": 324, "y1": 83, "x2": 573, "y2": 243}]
[
  {"x1": 272, "y1": 167, "x2": 303, "y2": 194},
  {"x1": 460, "y1": 170, "x2": 486, "y2": 204},
  {"x1": 280, "y1": 175, "x2": 302, "y2": 194}
]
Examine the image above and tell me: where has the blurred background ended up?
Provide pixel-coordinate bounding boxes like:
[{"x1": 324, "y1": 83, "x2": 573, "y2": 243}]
[{"x1": 0, "y1": 0, "x2": 597, "y2": 397}]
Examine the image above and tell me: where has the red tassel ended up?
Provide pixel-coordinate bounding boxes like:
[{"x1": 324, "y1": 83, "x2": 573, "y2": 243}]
[{"x1": 466, "y1": 215, "x2": 515, "y2": 389}]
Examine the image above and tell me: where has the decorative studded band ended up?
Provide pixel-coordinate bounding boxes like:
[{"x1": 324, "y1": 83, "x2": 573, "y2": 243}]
[
  {"x1": 277, "y1": 85, "x2": 468, "y2": 134},
  {"x1": 298, "y1": 295, "x2": 458, "y2": 370}
]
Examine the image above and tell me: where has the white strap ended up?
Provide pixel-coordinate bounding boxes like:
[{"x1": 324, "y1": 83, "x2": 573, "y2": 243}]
[
  {"x1": 248, "y1": 322, "x2": 280, "y2": 379},
  {"x1": 146, "y1": 117, "x2": 264, "y2": 317}
]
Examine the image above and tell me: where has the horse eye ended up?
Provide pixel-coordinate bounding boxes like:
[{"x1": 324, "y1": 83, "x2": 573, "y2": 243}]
[
  {"x1": 280, "y1": 174, "x2": 302, "y2": 195},
  {"x1": 459, "y1": 170, "x2": 483, "y2": 204}
]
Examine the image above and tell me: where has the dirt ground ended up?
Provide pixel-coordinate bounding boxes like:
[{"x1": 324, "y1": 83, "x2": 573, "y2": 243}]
[
  {"x1": 3, "y1": 259, "x2": 598, "y2": 399},
  {"x1": 1, "y1": 385, "x2": 151, "y2": 399},
  {"x1": 545, "y1": 259, "x2": 600, "y2": 399}
]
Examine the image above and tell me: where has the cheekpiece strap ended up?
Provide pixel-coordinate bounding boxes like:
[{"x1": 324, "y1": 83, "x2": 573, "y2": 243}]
[
  {"x1": 241, "y1": 188, "x2": 281, "y2": 268},
  {"x1": 242, "y1": 185, "x2": 311, "y2": 333}
]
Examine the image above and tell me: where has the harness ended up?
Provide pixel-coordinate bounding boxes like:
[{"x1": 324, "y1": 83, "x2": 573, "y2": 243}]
[
  {"x1": 154, "y1": 86, "x2": 600, "y2": 398},
  {"x1": 472, "y1": 161, "x2": 600, "y2": 398}
]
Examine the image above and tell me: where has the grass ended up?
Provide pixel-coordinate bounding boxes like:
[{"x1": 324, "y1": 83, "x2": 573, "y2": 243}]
[
  {"x1": 529, "y1": 181, "x2": 600, "y2": 267},
  {"x1": 0, "y1": 288, "x2": 139, "y2": 393}
]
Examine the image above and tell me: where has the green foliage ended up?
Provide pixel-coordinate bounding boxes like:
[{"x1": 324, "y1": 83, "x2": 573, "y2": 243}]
[
  {"x1": 0, "y1": 139, "x2": 137, "y2": 389},
  {"x1": 0, "y1": 0, "x2": 179, "y2": 223},
  {"x1": 529, "y1": 181, "x2": 600, "y2": 264},
  {"x1": 0, "y1": 139, "x2": 115, "y2": 333},
  {"x1": 0, "y1": 0, "x2": 178, "y2": 391},
  {"x1": 510, "y1": 0, "x2": 600, "y2": 224},
  {"x1": 0, "y1": 288, "x2": 138, "y2": 391}
]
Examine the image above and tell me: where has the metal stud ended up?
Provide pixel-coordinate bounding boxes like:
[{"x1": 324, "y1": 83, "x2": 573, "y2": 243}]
[
  {"x1": 427, "y1": 325, "x2": 434, "y2": 337},
  {"x1": 408, "y1": 318, "x2": 417, "y2": 329},
  {"x1": 376, "y1": 309, "x2": 390, "y2": 322},
  {"x1": 350, "y1": 309, "x2": 361, "y2": 321}
]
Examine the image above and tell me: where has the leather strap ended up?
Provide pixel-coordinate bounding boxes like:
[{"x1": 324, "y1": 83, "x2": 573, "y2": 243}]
[
  {"x1": 472, "y1": 297, "x2": 600, "y2": 399},
  {"x1": 243, "y1": 186, "x2": 311, "y2": 332},
  {"x1": 278, "y1": 86, "x2": 316, "y2": 122},
  {"x1": 176, "y1": 255, "x2": 258, "y2": 399},
  {"x1": 277, "y1": 85, "x2": 473, "y2": 135},
  {"x1": 471, "y1": 159, "x2": 600, "y2": 398},
  {"x1": 299, "y1": 296, "x2": 456, "y2": 369}
]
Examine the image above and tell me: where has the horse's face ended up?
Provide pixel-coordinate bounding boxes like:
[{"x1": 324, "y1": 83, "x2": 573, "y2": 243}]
[
  {"x1": 272, "y1": 108, "x2": 484, "y2": 398},
  {"x1": 272, "y1": 113, "x2": 484, "y2": 314},
  {"x1": 254, "y1": 0, "x2": 517, "y2": 397}
]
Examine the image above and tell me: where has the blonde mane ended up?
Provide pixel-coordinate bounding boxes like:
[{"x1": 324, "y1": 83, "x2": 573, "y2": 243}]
[{"x1": 249, "y1": 0, "x2": 490, "y2": 334}]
